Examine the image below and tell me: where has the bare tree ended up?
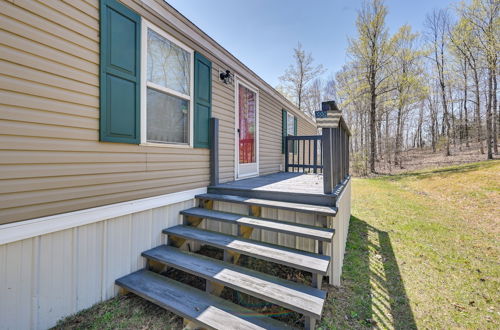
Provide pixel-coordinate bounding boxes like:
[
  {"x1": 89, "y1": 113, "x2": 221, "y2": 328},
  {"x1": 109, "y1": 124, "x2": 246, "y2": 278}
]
[
  {"x1": 449, "y1": 16, "x2": 485, "y2": 153},
  {"x1": 348, "y1": 0, "x2": 394, "y2": 173},
  {"x1": 277, "y1": 42, "x2": 325, "y2": 114},
  {"x1": 458, "y1": 0, "x2": 499, "y2": 159},
  {"x1": 391, "y1": 24, "x2": 426, "y2": 166},
  {"x1": 425, "y1": 9, "x2": 452, "y2": 156}
]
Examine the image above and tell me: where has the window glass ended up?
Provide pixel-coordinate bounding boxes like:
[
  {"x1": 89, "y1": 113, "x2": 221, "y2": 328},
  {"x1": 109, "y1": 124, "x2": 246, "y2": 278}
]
[
  {"x1": 287, "y1": 112, "x2": 295, "y2": 135},
  {"x1": 239, "y1": 85, "x2": 256, "y2": 164},
  {"x1": 146, "y1": 27, "x2": 192, "y2": 144},
  {"x1": 147, "y1": 88, "x2": 189, "y2": 144},
  {"x1": 147, "y1": 29, "x2": 190, "y2": 95}
]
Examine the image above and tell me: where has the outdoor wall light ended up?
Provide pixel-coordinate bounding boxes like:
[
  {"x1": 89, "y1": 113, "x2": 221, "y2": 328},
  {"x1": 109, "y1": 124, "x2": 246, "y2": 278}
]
[{"x1": 219, "y1": 69, "x2": 233, "y2": 84}]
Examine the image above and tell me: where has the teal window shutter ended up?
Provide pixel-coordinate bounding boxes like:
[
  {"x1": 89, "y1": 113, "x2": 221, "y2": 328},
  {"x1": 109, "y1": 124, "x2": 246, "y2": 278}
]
[
  {"x1": 99, "y1": 0, "x2": 141, "y2": 144},
  {"x1": 193, "y1": 52, "x2": 212, "y2": 148},
  {"x1": 281, "y1": 109, "x2": 287, "y2": 153},
  {"x1": 293, "y1": 116, "x2": 298, "y2": 154}
]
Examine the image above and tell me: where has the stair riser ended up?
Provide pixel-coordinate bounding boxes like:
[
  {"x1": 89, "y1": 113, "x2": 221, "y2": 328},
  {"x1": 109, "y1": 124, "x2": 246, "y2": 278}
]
[{"x1": 208, "y1": 187, "x2": 336, "y2": 206}]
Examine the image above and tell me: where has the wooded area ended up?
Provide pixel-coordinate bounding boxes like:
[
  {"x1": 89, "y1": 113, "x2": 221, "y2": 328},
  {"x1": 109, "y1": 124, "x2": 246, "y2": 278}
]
[{"x1": 277, "y1": 0, "x2": 499, "y2": 174}]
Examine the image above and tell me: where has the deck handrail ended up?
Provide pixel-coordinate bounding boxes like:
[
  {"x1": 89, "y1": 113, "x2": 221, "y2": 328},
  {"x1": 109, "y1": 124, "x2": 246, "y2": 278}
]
[
  {"x1": 284, "y1": 122, "x2": 350, "y2": 194},
  {"x1": 284, "y1": 135, "x2": 323, "y2": 174},
  {"x1": 321, "y1": 125, "x2": 350, "y2": 194}
]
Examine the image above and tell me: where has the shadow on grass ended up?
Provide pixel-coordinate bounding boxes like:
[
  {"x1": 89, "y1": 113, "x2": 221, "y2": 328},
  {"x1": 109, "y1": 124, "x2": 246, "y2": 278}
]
[
  {"x1": 375, "y1": 161, "x2": 497, "y2": 182},
  {"x1": 329, "y1": 216, "x2": 417, "y2": 329}
]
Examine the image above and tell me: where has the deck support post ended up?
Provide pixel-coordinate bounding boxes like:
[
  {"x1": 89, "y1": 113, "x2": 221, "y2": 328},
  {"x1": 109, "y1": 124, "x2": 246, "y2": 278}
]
[
  {"x1": 183, "y1": 319, "x2": 198, "y2": 330},
  {"x1": 312, "y1": 273, "x2": 323, "y2": 290},
  {"x1": 206, "y1": 280, "x2": 225, "y2": 296},
  {"x1": 210, "y1": 118, "x2": 219, "y2": 186},
  {"x1": 305, "y1": 316, "x2": 316, "y2": 330},
  {"x1": 322, "y1": 128, "x2": 333, "y2": 194},
  {"x1": 146, "y1": 259, "x2": 167, "y2": 273}
]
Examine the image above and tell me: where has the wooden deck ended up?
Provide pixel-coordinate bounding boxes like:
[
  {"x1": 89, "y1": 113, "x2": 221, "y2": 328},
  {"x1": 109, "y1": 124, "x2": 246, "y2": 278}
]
[
  {"x1": 216, "y1": 172, "x2": 324, "y2": 194},
  {"x1": 208, "y1": 172, "x2": 337, "y2": 206}
]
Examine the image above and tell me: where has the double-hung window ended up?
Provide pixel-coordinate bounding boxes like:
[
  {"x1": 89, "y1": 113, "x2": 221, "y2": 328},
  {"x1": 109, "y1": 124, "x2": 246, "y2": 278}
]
[
  {"x1": 287, "y1": 112, "x2": 295, "y2": 137},
  {"x1": 142, "y1": 20, "x2": 194, "y2": 145}
]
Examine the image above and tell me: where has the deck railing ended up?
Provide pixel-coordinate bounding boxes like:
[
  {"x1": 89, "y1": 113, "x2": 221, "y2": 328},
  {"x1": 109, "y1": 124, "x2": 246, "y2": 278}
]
[
  {"x1": 284, "y1": 122, "x2": 350, "y2": 194},
  {"x1": 321, "y1": 125, "x2": 350, "y2": 194},
  {"x1": 284, "y1": 135, "x2": 323, "y2": 173}
]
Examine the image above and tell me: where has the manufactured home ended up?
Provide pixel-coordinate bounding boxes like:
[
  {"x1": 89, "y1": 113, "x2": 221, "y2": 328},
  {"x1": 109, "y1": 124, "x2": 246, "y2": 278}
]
[{"x1": 0, "y1": 0, "x2": 351, "y2": 329}]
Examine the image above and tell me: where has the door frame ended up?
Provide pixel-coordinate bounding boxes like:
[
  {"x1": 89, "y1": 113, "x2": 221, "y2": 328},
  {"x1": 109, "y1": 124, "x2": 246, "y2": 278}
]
[{"x1": 234, "y1": 76, "x2": 259, "y2": 180}]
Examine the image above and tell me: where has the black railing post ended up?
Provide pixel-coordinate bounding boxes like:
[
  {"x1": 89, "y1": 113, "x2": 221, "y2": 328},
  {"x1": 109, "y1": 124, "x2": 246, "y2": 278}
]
[
  {"x1": 209, "y1": 118, "x2": 219, "y2": 186},
  {"x1": 346, "y1": 133, "x2": 350, "y2": 176},
  {"x1": 340, "y1": 128, "x2": 344, "y2": 181},
  {"x1": 313, "y1": 138, "x2": 318, "y2": 174},
  {"x1": 322, "y1": 128, "x2": 333, "y2": 194},
  {"x1": 331, "y1": 127, "x2": 339, "y2": 187},
  {"x1": 284, "y1": 135, "x2": 289, "y2": 172}
]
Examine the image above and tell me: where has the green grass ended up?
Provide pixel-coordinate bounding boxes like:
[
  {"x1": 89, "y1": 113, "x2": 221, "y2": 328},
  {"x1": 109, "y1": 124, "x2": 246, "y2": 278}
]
[
  {"x1": 320, "y1": 160, "x2": 499, "y2": 329},
  {"x1": 54, "y1": 161, "x2": 500, "y2": 329}
]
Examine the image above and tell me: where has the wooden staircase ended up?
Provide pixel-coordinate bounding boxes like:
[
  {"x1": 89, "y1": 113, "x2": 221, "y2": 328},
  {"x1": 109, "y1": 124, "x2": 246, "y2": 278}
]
[{"x1": 116, "y1": 193, "x2": 337, "y2": 329}]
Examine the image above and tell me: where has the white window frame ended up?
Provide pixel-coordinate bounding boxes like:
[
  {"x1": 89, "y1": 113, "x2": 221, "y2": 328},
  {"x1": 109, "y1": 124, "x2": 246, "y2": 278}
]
[{"x1": 140, "y1": 18, "x2": 195, "y2": 147}]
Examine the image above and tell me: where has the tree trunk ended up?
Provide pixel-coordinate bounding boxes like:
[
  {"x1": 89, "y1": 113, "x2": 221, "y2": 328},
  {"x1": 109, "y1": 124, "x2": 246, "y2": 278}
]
[
  {"x1": 464, "y1": 61, "x2": 469, "y2": 147},
  {"x1": 395, "y1": 106, "x2": 403, "y2": 167},
  {"x1": 472, "y1": 68, "x2": 484, "y2": 154},
  {"x1": 486, "y1": 68, "x2": 493, "y2": 159},
  {"x1": 429, "y1": 98, "x2": 437, "y2": 153},
  {"x1": 459, "y1": 98, "x2": 463, "y2": 150},
  {"x1": 493, "y1": 64, "x2": 498, "y2": 155},
  {"x1": 385, "y1": 110, "x2": 390, "y2": 162},
  {"x1": 440, "y1": 81, "x2": 451, "y2": 156},
  {"x1": 450, "y1": 86, "x2": 456, "y2": 147},
  {"x1": 377, "y1": 108, "x2": 383, "y2": 160},
  {"x1": 370, "y1": 87, "x2": 377, "y2": 173}
]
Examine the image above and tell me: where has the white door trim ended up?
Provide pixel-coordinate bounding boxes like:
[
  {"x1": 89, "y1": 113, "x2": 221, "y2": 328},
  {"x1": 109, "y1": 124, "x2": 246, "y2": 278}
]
[{"x1": 234, "y1": 76, "x2": 259, "y2": 180}]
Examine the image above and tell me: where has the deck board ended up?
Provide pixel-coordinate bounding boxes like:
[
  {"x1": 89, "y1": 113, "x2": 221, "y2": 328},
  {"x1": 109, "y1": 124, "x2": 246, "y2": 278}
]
[
  {"x1": 142, "y1": 245, "x2": 326, "y2": 318},
  {"x1": 214, "y1": 172, "x2": 325, "y2": 195},
  {"x1": 163, "y1": 225, "x2": 331, "y2": 275},
  {"x1": 181, "y1": 207, "x2": 334, "y2": 241},
  {"x1": 116, "y1": 270, "x2": 291, "y2": 330},
  {"x1": 197, "y1": 193, "x2": 337, "y2": 216}
]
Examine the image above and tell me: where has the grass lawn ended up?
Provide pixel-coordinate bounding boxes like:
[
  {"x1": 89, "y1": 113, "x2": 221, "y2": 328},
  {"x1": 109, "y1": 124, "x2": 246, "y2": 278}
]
[
  {"x1": 321, "y1": 160, "x2": 499, "y2": 329},
  {"x1": 54, "y1": 161, "x2": 499, "y2": 329}
]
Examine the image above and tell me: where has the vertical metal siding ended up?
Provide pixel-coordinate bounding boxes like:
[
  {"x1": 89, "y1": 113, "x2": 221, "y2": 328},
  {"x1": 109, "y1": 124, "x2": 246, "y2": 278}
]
[{"x1": 0, "y1": 199, "x2": 194, "y2": 330}]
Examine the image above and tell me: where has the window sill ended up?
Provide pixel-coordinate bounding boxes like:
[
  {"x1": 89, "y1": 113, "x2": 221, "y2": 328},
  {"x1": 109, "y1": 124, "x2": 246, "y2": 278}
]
[{"x1": 140, "y1": 142, "x2": 192, "y2": 149}]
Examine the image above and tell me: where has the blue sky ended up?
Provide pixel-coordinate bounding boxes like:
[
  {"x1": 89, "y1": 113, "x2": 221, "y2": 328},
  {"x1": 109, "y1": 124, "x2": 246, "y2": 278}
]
[{"x1": 167, "y1": 0, "x2": 456, "y2": 87}]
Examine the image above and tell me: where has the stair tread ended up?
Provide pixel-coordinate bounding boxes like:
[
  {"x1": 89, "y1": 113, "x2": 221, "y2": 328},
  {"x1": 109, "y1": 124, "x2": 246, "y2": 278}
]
[
  {"x1": 116, "y1": 269, "x2": 291, "y2": 330},
  {"x1": 182, "y1": 207, "x2": 334, "y2": 242},
  {"x1": 196, "y1": 193, "x2": 337, "y2": 216},
  {"x1": 163, "y1": 225, "x2": 330, "y2": 275},
  {"x1": 143, "y1": 245, "x2": 326, "y2": 318}
]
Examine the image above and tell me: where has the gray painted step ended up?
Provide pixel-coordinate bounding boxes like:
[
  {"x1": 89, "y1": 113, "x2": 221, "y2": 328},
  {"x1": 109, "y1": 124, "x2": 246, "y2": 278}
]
[
  {"x1": 115, "y1": 269, "x2": 291, "y2": 330},
  {"x1": 163, "y1": 225, "x2": 330, "y2": 275},
  {"x1": 196, "y1": 193, "x2": 337, "y2": 216},
  {"x1": 208, "y1": 186, "x2": 335, "y2": 206},
  {"x1": 182, "y1": 207, "x2": 334, "y2": 242},
  {"x1": 143, "y1": 245, "x2": 326, "y2": 318}
]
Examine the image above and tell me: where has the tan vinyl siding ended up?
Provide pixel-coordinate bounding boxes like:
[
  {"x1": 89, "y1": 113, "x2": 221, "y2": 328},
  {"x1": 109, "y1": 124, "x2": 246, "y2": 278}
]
[
  {"x1": 0, "y1": 0, "x2": 316, "y2": 224},
  {"x1": 211, "y1": 65, "x2": 236, "y2": 183},
  {"x1": 0, "y1": 0, "x2": 210, "y2": 224}
]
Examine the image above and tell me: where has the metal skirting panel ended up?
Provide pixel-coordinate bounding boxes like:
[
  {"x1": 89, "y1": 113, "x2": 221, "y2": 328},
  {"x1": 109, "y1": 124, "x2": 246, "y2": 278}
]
[
  {"x1": 329, "y1": 178, "x2": 351, "y2": 286},
  {"x1": 0, "y1": 198, "x2": 194, "y2": 330}
]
